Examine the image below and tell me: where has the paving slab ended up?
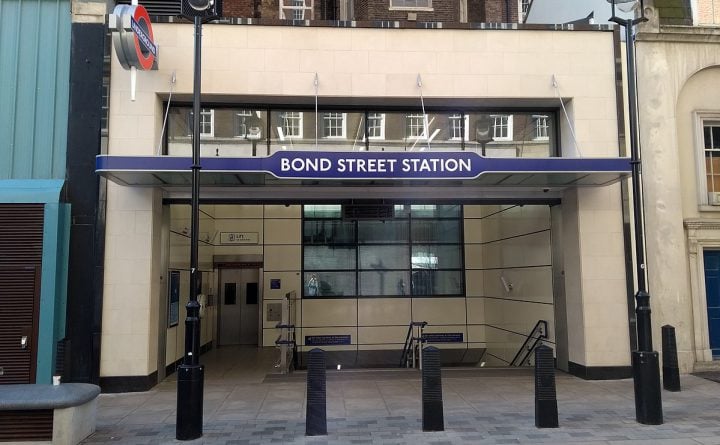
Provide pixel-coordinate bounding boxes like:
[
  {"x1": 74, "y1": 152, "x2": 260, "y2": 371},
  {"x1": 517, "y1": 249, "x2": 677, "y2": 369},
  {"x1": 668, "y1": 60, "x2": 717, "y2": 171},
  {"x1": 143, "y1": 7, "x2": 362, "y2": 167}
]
[{"x1": 81, "y1": 347, "x2": 720, "y2": 444}]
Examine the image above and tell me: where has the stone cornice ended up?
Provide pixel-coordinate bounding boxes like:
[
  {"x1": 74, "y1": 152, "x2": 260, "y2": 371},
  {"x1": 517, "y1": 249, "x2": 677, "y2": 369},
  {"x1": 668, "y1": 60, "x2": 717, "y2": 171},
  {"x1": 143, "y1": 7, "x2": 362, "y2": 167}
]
[
  {"x1": 684, "y1": 219, "x2": 720, "y2": 231},
  {"x1": 637, "y1": 25, "x2": 720, "y2": 44}
]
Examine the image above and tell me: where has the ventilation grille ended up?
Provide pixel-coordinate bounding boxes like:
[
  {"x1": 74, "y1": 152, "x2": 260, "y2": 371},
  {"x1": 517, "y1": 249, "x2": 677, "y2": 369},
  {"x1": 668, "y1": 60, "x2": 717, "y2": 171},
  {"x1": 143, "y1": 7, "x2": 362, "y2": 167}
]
[
  {"x1": 343, "y1": 204, "x2": 394, "y2": 220},
  {"x1": 0, "y1": 410, "x2": 53, "y2": 441},
  {"x1": 0, "y1": 206, "x2": 43, "y2": 385},
  {"x1": 116, "y1": 0, "x2": 182, "y2": 15},
  {"x1": 0, "y1": 204, "x2": 43, "y2": 266},
  {"x1": 0, "y1": 267, "x2": 40, "y2": 384}
]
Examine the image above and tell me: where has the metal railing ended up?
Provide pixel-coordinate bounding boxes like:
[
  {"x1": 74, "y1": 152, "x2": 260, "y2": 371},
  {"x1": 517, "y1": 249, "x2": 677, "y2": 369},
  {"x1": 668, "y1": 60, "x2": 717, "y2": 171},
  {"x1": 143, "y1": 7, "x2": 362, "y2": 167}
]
[
  {"x1": 400, "y1": 321, "x2": 428, "y2": 369},
  {"x1": 510, "y1": 320, "x2": 548, "y2": 367},
  {"x1": 274, "y1": 291, "x2": 297, "y2": 374}
]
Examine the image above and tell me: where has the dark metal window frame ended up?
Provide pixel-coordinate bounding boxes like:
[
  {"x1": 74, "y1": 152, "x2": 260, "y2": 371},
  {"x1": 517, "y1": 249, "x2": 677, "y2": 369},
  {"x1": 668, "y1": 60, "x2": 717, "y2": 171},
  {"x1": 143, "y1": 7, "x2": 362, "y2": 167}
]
[{"x1": 301, "y1": 204, "x2": 466, "y2": 299}]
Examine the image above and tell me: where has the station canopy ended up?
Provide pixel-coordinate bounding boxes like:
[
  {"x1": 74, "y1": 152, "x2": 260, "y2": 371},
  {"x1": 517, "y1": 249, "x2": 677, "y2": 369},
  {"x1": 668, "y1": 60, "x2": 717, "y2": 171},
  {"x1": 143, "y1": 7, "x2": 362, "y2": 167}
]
[{"x1": 96, "y1": 152, "x2": 631, "y2": 201}]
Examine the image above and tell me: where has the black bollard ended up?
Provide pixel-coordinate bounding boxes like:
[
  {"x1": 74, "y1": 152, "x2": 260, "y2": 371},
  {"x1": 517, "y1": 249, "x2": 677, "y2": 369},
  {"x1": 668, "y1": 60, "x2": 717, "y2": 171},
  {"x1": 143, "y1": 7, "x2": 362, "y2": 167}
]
[
  {"x1": 661, "y1": 325, "x2": 681, "y2": 392},
  {"x1": 534, "y1": 344, "x2": 558, "y2": 428},
  {"x1": 306, "y1": 348, "x2": 327, "y2": 436},
  {"x1": 422, "y1": 346, "x2": 444, "y2": 432}
]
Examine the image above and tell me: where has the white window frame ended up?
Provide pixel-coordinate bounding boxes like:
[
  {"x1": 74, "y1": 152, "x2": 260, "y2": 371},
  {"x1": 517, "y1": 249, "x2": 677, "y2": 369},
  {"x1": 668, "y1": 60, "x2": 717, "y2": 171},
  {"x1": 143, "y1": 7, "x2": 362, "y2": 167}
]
[
  {"x1": 491, "y1": 115, "x2": 513, "y2": 142},
  {"x1": 281, "y1": 111, "x2": 303, "y2": 139},
  {"x1": 234, "y1": 110, "x2": 253, "y2": 138},
  {"x1": 280, "y1": 0, "x2": 314, "y2": 20},
  {"x1": 520, "y1": 0, "x2": 532, "y2": 21},
  {"x1": 367, "y1": 113, "x2": 385, "y2": 140},
  {"x1": 449, "y1": 114, "x2": 469, "y2": 141},
  {"x1": 533, "y1": 115, "x2": 549, "y2": 141},
  {"x1": 695, "y1": 111, "x2": 720, "y2": 207},
  {"x1": 322, "y1": 112, "x2": 347, "y2": 139},
  {"x1": 406, "y1": 113, "x2": 428, "y2": 140},
  {"x1": 188, "y1": 109, "x2": 214, "y2": 138},
  {"x1": 389, "y1": 0, "x2": 432, "y2": 10}
]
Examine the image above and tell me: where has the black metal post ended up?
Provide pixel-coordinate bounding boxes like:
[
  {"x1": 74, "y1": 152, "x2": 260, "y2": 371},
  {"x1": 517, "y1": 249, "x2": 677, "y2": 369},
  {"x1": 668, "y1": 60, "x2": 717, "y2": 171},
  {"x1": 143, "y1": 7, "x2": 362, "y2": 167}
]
[
  {"x1": 421, "y1": 346, "x2": 444, "y2": 432},
  {"x1": 176, "y1": 15, "x2": 205, "y2": 441},
  {"x1": 610, "y1": 4, "x2": 663, "y2": 425},
  {"x1": 305, "y1": 348, "x2": 327, "y2": 436},
  {"x1": 534, "y1": 344, "x2": 558, "y2": 428},
  {"x1": 661, "y1": 325, "x2": 681, "y2": 392}
]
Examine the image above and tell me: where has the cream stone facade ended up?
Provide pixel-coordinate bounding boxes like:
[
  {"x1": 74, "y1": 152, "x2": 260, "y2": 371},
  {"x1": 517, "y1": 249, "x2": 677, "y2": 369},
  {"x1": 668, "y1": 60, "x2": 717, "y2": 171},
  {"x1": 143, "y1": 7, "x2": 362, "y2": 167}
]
[
  {"x1": 635, "y1": 3, "x2": 720, "y2": 373},
  {"x1": 101, "y1": 22, "x2": 634, "y2": 387}
]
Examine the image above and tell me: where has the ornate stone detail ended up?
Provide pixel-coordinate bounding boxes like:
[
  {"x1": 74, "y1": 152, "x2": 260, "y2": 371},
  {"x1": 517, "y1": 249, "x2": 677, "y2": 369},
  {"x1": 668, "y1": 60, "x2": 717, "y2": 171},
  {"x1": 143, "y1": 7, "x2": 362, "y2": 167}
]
[{"x1": 684, "y1": 219, "x2": 720, "y2": 231}]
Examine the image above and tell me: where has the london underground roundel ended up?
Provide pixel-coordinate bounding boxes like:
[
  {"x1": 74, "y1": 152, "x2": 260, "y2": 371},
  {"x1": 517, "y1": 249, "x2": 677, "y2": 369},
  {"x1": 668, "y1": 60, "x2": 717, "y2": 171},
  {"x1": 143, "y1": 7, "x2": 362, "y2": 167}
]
[{"x1": 110, "y1": 4, "x2": 158, "y2": 71}]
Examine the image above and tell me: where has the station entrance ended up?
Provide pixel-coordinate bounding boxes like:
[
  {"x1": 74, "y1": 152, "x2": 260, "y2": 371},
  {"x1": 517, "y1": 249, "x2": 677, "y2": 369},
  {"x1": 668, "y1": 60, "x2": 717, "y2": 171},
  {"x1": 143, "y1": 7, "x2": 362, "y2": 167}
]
[{"x1": 158, "y1": 201, "x2": 567, "y2": 380}]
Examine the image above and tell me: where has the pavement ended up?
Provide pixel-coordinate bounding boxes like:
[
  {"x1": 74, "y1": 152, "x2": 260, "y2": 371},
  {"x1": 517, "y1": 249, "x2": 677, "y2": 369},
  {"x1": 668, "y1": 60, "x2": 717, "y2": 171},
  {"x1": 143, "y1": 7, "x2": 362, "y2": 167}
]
[{"x1": 81, "y1": 348, "x2": 720, "y2": 444}]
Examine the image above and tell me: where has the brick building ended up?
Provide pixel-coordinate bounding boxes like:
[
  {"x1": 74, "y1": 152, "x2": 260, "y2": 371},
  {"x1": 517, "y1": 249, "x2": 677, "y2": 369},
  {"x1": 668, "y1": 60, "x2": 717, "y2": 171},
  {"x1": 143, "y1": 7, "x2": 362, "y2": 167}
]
[{"x1": 126, "y1": 0, "x2": 520, "y2": 22}]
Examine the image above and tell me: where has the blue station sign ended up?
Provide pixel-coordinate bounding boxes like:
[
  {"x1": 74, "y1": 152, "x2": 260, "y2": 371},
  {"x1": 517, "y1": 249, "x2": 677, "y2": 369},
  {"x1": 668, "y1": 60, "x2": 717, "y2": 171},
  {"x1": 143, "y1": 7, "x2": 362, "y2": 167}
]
[{"x1": 96, "y1": 151, "x2": 632, "y2": 181}]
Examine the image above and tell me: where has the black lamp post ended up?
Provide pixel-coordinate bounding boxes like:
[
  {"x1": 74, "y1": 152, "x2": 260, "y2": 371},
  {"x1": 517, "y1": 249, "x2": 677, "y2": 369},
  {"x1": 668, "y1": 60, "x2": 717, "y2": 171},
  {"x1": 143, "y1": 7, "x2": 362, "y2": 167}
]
[
  {"x1": 176, "y1": 0, "x2": 214, "y2": 440},
  {"x1": 608, "y1": 0, "x2": 663, "y2": 425}
]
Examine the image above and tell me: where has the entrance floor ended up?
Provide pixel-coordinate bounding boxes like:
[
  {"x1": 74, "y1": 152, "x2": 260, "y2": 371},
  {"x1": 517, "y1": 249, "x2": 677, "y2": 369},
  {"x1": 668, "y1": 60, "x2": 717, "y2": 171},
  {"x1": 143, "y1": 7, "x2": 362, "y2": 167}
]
[{"x1": 86, "y1": 348, "x2": 720, "y2": 444}]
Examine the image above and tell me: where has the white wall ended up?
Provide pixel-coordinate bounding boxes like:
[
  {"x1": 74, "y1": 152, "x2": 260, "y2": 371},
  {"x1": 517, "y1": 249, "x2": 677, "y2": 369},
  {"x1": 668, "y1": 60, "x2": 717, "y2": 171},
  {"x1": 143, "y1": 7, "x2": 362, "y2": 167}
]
[{"x1": 465, "y1": 205, "x2": 555, "y2": 365}]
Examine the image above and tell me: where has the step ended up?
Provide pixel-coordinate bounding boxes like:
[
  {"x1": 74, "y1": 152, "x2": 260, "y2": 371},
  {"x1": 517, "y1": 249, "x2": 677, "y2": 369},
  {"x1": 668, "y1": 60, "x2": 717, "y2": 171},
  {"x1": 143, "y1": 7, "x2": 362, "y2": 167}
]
[{"x1": 693, "y1": 360, "x2": 720, "y2": 373}]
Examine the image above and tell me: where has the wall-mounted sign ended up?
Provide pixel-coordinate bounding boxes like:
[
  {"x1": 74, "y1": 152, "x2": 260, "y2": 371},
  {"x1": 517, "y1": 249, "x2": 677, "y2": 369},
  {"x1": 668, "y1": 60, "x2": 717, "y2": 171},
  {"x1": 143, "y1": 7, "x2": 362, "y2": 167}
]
[
  {"x1": 270, "y1": 279, "x2": 281, "y2": 289},
  {"x1": 168, "y1": 270, "x2": 180, "y2": 327},
  {"x1": 305, "y1": 335, "x2": 352, "y2": 346},
  {"x1": 98, "y1": 151, "x2": 633, "y2": 183},
  {"x1": 109, "y1": 4, "x2": 158, "y2": 71},
  {"x1": 423, "y1": 332, "x2": 464, "y2": 343},
  {"x1": 220, "y1": 232, "x2": 259, "y2": 245}
]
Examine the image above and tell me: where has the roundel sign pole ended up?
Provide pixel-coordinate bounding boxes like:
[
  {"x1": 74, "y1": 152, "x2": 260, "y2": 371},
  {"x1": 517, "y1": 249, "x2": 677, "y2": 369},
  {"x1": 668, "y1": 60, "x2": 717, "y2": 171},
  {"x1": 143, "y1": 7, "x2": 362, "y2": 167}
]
[{"x1": 109, "y1": 2, "x2": 158, "y2": 101}]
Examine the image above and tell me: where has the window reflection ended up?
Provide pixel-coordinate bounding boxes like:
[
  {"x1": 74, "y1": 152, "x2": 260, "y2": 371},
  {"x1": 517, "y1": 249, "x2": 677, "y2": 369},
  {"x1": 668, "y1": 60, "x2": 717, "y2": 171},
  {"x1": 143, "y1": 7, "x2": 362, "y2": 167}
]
[
  {"x1": 304, "y1": 272, "x2": 354, "y2": 297},
  {"x1": 166, "y1": 106, "x2": 556, "y2": 157},
  {"x1": 167, "y1": 107, "x2": 267, "y2": 157}
]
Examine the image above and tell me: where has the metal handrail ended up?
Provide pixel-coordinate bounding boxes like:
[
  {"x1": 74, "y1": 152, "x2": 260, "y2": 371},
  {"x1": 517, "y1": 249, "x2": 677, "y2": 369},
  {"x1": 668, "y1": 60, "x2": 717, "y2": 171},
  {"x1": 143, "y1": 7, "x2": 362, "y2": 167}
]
[
  {"x1": 400, "y1": 321, "x2": 427, "y2": 367},
  {"x1": 510, "y1": 320, "x2": 548, "y2": 367}
]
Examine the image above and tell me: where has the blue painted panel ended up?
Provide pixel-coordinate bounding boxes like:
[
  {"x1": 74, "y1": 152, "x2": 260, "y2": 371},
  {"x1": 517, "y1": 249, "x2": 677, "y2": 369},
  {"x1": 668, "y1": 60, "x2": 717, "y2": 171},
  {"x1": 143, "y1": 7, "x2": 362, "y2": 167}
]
[
  {"x1": 37, "y1": 203, "x2": 70, "y2": 384},
  {"x1": 704, "y1": 250, "x2": 720, "y2": 357},
  {"x1": 96, "y1": 153, "x2": 633, "y2": 179},
  {"x1": 0, "y1": 179, "x2": 64, "y2": 203},
  {"x1": 305, "y1": 335, "x2": 352, "y2": 346},
  {"x1": 0, "y1": 0, "x2": 70, "y2": 180},
  {"x1": 0, "y1": 0, "x2": 21, "y2": 176},
  {"x1": 422, "y1": 333, "x2": 464, "y2": 343}
]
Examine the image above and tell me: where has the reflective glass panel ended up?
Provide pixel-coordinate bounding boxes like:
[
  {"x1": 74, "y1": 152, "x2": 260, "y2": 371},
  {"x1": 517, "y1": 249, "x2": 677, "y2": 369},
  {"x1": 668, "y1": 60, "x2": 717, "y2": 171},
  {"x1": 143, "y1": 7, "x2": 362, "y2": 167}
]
[
  {"x1": 358, "y1": 220, "x2": 409, "y2": 244},
  {"x1": 359, "y1": 245, "x2": 409, "y2": 270},
  {"x1": 412, "y1": 220, "x2": 461, "y2": 243},
  {"x1": 303, "y1": 220, "x2": 355, "y2": 244},
  {"x1": 464, "y1": 112, "x2": 556, "y2": 157},
  {"x1": 304, "y1": 246, "x2": 356, "y2": 270},
  {"x1": 409, "y1": 204, "x2": 461, "y2": 218},
  {"x1": 411, "y1": 245, "x2": 462, "y2": 269},
  {"x1": 367, "y1": 111, "x2": 464, "y2": 152},
  {"x1": 359, "y1": 271, "x2": 410, "y2": 296},
  {"x1": 411, "y1": 270, "x2": 463, "y2": 296},
  {"x1": 304, "y1": 272, "x2": 355, "y2": 297},
  {"x1": 304, "y1": 205, "x2": 342, "y2": 218},
  {"x1": 167, "y1": 107, "x2": 268, "y2": 157},
  {"x1": 268, "y1": 110, "x2": 365, "y2": 154}
]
